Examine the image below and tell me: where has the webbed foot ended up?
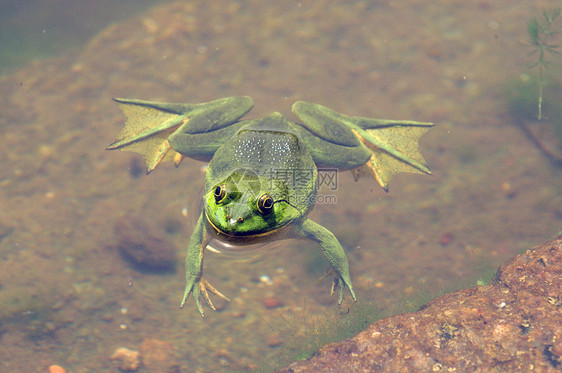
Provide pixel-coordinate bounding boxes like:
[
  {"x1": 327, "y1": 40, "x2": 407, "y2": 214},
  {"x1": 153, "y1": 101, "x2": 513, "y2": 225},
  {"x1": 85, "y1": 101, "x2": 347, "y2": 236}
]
[
  {"x1": 107, "y1": 98, "x2": 190, "y2": 173},
  {"x1": 350, "y1": 123, "x2": 433, "y2": 191},
  {"x1": 180, "y1": 276, "x2": 230, "y2": 317}
]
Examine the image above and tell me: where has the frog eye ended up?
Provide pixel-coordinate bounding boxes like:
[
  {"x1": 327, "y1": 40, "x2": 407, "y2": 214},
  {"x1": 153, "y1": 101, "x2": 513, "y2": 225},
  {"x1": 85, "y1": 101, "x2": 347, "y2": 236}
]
[
  {"x1": 257, "y1": 194, "x2": 274, "y2": 215},
  {"x1": 214, "y1": 185, "x2": 227, "y2": 203}
]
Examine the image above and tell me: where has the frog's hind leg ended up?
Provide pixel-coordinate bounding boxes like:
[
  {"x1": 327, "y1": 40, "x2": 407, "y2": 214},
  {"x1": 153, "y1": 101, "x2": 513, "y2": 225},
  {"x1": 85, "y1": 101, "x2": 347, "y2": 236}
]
[
  {"x1": 107, "y1": 98, "x2": 191, "y2": 173},
  {"x1": 108, "y1": 96, "x2": 254, "y2": 174},
  {"x1": 293, "y1": 101, "x2": 433, "y2": 191}
]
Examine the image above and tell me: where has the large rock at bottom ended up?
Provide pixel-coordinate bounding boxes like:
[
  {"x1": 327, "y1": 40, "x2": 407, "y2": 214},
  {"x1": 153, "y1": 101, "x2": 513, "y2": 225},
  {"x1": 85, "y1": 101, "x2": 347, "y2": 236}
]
[{"x1": 277, "y1": 236, "x2": 562, "y2": 372}]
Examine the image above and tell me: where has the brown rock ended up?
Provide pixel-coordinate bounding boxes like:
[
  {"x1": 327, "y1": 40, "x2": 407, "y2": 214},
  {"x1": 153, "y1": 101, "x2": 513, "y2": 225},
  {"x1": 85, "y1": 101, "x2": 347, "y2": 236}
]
[
  {"x1": 113, "y1": 215, "x2": 176, "y2": 271},
  {"x1": 139, "y1": 338, "x2": 179, "y2": 373},
  {"x1": 263, "y1": 296, "x2": 284, "y2": 309},
  {"x1": 277, "y1": 236, "x2": 562, "y2": 372}
]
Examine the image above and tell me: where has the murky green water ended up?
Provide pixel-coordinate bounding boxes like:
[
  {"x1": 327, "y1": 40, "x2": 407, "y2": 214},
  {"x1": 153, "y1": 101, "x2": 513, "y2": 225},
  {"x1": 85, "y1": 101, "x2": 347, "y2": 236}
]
[{"x1": 0, "y1": 1, "x2": 560, "y2": 372}]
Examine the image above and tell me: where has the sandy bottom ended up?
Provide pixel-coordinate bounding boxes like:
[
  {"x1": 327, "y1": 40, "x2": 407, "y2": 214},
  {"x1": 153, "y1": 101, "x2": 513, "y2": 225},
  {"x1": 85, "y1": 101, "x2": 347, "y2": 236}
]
[{"x1": 0, "y1": 1, "x2": 560, "y2": 372}]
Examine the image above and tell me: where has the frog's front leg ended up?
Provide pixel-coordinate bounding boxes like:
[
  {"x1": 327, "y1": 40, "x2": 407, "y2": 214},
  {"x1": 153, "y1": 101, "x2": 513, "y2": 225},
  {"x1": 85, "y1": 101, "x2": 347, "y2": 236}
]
[
  {"x1": 180, "y1": 212, "x2": 230, "y2": 317},
  {"x1": 293, "y1": 219, "x2": 356, "y2": 304}
]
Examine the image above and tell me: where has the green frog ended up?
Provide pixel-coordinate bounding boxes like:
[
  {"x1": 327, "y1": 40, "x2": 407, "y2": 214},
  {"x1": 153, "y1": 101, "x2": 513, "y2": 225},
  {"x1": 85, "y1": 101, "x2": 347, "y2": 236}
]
[{"x1": 107, "y1": 96, "x2": 433, "y2": 316}]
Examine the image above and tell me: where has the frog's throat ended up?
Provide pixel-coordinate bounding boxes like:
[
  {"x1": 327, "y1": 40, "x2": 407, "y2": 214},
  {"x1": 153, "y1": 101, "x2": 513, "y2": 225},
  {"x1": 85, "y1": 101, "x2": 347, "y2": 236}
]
[{"x1": 204, "y1": 209, "x2": 291, "y2": 243}]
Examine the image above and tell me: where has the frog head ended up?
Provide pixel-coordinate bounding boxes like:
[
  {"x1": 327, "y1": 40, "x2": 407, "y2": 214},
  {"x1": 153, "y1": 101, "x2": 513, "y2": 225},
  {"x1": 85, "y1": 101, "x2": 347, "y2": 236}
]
[{"x1": 204, "y1": 169, "x2": 301, "y2": 240}]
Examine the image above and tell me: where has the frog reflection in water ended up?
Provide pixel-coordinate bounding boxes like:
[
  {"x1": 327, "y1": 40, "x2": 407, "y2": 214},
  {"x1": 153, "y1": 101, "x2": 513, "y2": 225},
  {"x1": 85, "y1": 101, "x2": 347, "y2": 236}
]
[{"x1": 107, "y1": 96, "x2": 433, "y2": 316}]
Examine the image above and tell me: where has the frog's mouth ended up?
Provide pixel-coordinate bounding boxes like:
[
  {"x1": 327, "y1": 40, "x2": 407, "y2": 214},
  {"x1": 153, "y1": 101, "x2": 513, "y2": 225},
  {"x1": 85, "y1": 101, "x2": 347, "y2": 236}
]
[{"x1": 204, "y1": 210, "x2": 291, "y2": 244}]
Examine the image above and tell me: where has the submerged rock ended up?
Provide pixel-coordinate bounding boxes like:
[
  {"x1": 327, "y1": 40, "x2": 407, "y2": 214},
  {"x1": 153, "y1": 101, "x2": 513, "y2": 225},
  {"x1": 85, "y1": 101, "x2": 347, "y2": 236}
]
[
  {"x1": 277, "y1": 236, "x2": 562, "y2": 372},
  {"x1": 139, "y1": 338, "x2": 180, "y2": 373},
  {"x1": 113, "y1": 215, "x2": 176, "y2": 272}
]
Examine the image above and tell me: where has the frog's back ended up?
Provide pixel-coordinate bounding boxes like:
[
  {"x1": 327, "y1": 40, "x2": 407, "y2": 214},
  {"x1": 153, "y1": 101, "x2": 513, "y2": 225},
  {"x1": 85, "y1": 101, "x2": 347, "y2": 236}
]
[{"x1": 206, "y1": 113, "x2": 317, "y2": 211}]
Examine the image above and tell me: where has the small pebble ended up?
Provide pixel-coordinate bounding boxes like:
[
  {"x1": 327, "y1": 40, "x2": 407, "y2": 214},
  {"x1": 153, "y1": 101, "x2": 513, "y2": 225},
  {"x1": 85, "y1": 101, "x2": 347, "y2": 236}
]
[
  {"x1": 229, "y1": 311, "x2": 246, "y2": 318},
  {"x1": 501, "y1": 182, "x2": 516, "y2": 199},
  {"x1": 39, "y1": 144, "x2": 55, "y2": 158},
  {"x1": 110, "y1": 347, "x2": 141, "y2": 372},
  {"x1": 439, "y1": 232, "x2": 454, "y2": 246},
  {"x1": 100, "y1": 313, "x2": 113, "y2": 322},
  {"x1": 48, "y1": 365, "x2": 66, "y2": 373},
  {"x1": 259, "y1": 274, "x2": 273, "y2": 286},
  {"x1": 263, "y1": 296, "x2": 284, "y2": 309},
  {"x1": 267, "y1": 333, "x2": 283, "y2": 347}
]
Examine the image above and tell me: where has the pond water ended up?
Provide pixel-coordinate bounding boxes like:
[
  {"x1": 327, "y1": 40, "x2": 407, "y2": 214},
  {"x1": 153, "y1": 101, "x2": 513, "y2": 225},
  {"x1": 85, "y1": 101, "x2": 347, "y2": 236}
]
[{"x1": 0, "y1": 1, "x2": 560, "y2": 372}]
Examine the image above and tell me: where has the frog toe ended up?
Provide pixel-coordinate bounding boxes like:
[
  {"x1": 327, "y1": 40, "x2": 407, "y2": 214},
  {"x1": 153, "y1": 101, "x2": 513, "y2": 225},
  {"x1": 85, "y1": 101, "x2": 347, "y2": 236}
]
[
  {"x1": 181, "y1": 277, "x2": 230, "y2": 317},
  {"x1": 180, "y1": 278, "x2": 197, "y2": 309},
  {"x1": 331, "y1": 276, "x2": 346, "y2": 306},
  {"x1": 322, "y1": 268, "x2": 356, "y2": 304},
  {"x1": 336, "y1": 276, "x2": 357, "y2": 305},
  {"x1": 180, "y1": 281, "x2": 205, "y2": 317},
  {"x1": 199, "y1": 278, "x2": 231, "y2": 312}
]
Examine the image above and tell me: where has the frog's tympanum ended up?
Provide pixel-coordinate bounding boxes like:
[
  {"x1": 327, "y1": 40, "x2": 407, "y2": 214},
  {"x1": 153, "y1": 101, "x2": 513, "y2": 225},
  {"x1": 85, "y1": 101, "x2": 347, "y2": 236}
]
[{"x1": 108, "y1": 96, "x2": 433, "y2": 316}]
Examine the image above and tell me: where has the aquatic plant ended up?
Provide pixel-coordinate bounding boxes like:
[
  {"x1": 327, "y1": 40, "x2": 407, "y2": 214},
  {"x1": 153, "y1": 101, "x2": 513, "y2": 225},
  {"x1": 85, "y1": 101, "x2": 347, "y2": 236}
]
[
  {"x1": 526, "y1": 8, "x2": 560, "y2": 120},
  {"x1": 258, "y1": 301, "x2": 385, "y2": 372}
]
